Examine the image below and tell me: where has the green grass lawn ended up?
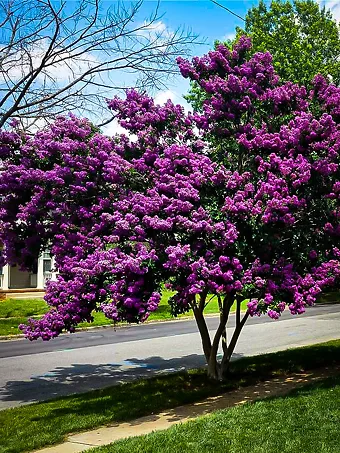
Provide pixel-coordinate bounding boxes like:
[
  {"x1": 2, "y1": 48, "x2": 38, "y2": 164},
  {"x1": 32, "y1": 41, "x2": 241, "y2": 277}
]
[
  {"x1": 0, "y1": 292, "x2": 248, "y2": 336},
  {"x1": 0, "y1": 298, "x2": 49, "y2": 318},
  {"x1": 0, "y1": 339, "x2": 339, "y2": 453},
  {"x1": 91, "y1": 375, "x2": 340, "y2": 453},
  {"x1": 0, "y1": 298, "x2": 49, "y2": 336}
]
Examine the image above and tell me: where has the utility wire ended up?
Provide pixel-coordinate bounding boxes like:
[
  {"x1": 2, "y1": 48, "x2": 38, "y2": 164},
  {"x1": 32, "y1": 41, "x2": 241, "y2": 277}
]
[{"x1": 209, "y1": 0, "x2": 245, "y2": 22}]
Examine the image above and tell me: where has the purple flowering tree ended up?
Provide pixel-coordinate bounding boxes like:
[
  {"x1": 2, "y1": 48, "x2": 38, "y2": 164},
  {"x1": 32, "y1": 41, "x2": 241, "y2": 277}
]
[{"x1": 1, "y1": 37, "x2": 339, "y2": 380}]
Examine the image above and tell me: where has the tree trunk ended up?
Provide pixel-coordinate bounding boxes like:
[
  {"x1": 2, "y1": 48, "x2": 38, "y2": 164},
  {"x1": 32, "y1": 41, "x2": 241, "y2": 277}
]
[
  {"x1": 207, "y1": 354, "x2": 221, "y2": 380},
  {"x1": 220, "y1": 308, "x2": 249, "y2": 379},
  {"x1": 192, "y1": 303, "x2": 212, "y2": 364},
  {"x1": 205, "y1": 294, "x2": 233, "y2": 380},
  {"x1": 192, "y1": 293, "x2": 250, "y2": 381}
]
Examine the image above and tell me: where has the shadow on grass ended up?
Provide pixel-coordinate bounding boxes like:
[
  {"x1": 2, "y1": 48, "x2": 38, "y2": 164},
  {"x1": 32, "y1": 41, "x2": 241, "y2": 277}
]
[
  {"x1": 280, "y1": 373, "x2": 340, "y2": 396},
  {"x1": 229, "y1": 340, "x2": 340, "y2": 379},
  {"x1": 125, "y1": 372, "x2": 340, "y2": 426},
  {"x1": 64, "y1": 371, "x2": 340, "y2": 436},
  {"x1": 317, "y1": 290, "x2": 340, "y2": 304}
]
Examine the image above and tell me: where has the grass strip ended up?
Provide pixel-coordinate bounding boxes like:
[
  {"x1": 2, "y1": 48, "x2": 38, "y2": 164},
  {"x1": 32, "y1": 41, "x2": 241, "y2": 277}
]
[
  {"x1": 0, "y1": 291, "x2": 338, "y2": 336},
  {"x1": 0, "y1": 339, "x2": 340, "y2": 453},
  {"x1": 0, "y1": 317, "x2": 35, "y2": 336},
  {"x1": 91, "y1": 375, "x2": 340, "y2": 453}
]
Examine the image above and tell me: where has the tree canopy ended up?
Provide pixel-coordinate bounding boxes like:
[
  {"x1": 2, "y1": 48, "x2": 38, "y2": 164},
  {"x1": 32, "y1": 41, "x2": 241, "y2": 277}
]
[{"x1": 0, "y1": 38, "x2": 339, "y2": 380}]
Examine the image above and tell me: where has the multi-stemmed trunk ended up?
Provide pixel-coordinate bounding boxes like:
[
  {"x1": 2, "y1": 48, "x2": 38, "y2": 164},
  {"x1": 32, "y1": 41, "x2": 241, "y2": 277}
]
[{"x1": 190, "y1": 293, "x2": 249, "y2": 381}]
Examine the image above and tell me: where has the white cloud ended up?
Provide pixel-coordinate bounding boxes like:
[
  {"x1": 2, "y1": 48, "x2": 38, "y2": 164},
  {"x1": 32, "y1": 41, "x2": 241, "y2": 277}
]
[
  {"x1": 154, "y1": 89, "x2": 176, "y2": 105},
  {"x1": 220, "y1": 32, "x2": 236, "y2": 42},
  {"x1": 0, "y1": 39, "x2": 99, "y2": 85},
  {"x1": 154, "y1": 87, "x2": 192, "y2": 113},
  {"x1": 137, "y1": 20, "x2": 175, "y2": 53},
  {"x1": 141, "y1": 20, "x2": 167, "y2": 35},
  {"x1": 330, "y1": 1, "x2": 340, "y2": 20},
  {"x1": 22, "y1": 117, "x2": 49, "y2": 133},
  {"x1": 139, "y1": 20, "x2": 173, "y2": 40},
  {"x1": 318, "y1": 1, "x2": 340, "y2": 21},
  {"x1": 102, "y1": 118, "x2": 139, "y2": 142},
  {"x1": 102, "y1": 118, "x2": 127, "y2": 136}
]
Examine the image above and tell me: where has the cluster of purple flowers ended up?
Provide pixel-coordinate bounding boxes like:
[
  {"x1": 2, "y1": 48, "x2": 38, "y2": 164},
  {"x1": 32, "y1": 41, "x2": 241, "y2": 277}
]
[{"x1": 0, "y1": 37, "x2": 339, "y2": 340}]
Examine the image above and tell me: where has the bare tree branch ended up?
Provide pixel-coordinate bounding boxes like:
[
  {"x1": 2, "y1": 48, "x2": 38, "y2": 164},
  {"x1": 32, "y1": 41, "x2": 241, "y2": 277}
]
[{"x1": 0, "y1": 0, "x2": 202, "y2": 130}]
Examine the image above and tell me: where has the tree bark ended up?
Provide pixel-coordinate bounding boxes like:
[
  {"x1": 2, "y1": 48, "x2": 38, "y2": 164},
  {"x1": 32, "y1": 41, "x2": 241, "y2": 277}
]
[
  {"x1": 193, "y1": 292, "x2": 250, "y2": 381},
  {"x1": 192, "y1": 301, "x2": 212, "y2": 364},
  {"x1": 220, "y1": 306, "x2": 249, "y2": 378},
  {"x1": 206, "y1": 294, "x2": 233, "y2": 380},
  {"x1": 207, "y1": 317, "x2": 226, "y2": 379}
]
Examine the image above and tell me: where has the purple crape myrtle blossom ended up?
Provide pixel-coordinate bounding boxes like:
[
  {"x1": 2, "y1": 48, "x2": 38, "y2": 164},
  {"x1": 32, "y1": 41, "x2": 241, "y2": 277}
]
[{"x1": 0, "y1": 37, "x2": 339, "y2": 380}]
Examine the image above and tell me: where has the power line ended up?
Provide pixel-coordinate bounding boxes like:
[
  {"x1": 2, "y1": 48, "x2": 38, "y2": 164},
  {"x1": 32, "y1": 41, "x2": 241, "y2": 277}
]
[{"x1": 210, "y1": 0, "x2": 245, "y2": 22}]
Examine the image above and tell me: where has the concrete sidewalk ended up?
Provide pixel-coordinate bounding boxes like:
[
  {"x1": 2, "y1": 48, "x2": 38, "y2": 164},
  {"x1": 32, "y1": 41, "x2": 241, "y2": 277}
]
[{"x1": 33, "y1": 365, "x2": 340, "y2": 453}]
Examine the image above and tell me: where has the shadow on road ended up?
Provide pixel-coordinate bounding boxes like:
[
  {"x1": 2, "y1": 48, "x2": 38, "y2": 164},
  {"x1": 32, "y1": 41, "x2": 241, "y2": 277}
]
[{"x1": 0, "y1": 352, "x2": 243, "y2": 407}]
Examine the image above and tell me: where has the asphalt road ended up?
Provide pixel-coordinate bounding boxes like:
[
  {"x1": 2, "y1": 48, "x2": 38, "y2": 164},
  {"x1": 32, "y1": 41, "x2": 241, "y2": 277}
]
[{"x1": 0, "y1": 303, "x2": 339, "y2": 410}]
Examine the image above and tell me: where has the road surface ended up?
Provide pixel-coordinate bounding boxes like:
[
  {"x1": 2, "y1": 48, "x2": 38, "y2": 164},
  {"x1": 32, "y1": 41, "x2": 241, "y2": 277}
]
[{"x1": 0, "y1": 303, "x2": 339, "y2": 409}]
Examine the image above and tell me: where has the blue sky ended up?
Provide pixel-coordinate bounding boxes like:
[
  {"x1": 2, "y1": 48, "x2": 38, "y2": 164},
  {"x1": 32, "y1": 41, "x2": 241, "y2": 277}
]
[
  {"x1": 137, "y1": 1, "x2": 253, "y2": 46},
  {"x1": 140, "y1": 1, "x2": 340, "y2": 98}
]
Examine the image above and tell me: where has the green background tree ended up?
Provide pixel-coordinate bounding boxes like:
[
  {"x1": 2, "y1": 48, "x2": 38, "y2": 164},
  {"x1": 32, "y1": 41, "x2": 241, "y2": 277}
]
[
  {"x1": 186, "y1": 0, "x2": 340, "y2": 110},
  {"x1": 238, "y1": 0, "x2": 340, "y2": 87}
]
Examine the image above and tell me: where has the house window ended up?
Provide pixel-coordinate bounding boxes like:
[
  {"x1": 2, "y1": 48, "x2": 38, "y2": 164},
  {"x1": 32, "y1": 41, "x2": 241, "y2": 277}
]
[
  {"x1": 43, "y1": 251, "x2": 52, "y2": 271},
  {"x1": 42, "y1": 251, "x2": 53, "y2": 288},
  {"x1": 43, "y1": 251, "x2": 51, "y2": 260},
  {"x1": 43, "y1": 259, "x2": 52, "y2": 273}
]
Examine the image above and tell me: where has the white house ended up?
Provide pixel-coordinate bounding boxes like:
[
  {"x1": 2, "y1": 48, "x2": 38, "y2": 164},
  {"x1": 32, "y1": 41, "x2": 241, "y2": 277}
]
[{"x1": 0, "y1": 250, "x2": 58, "y2": 296}]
